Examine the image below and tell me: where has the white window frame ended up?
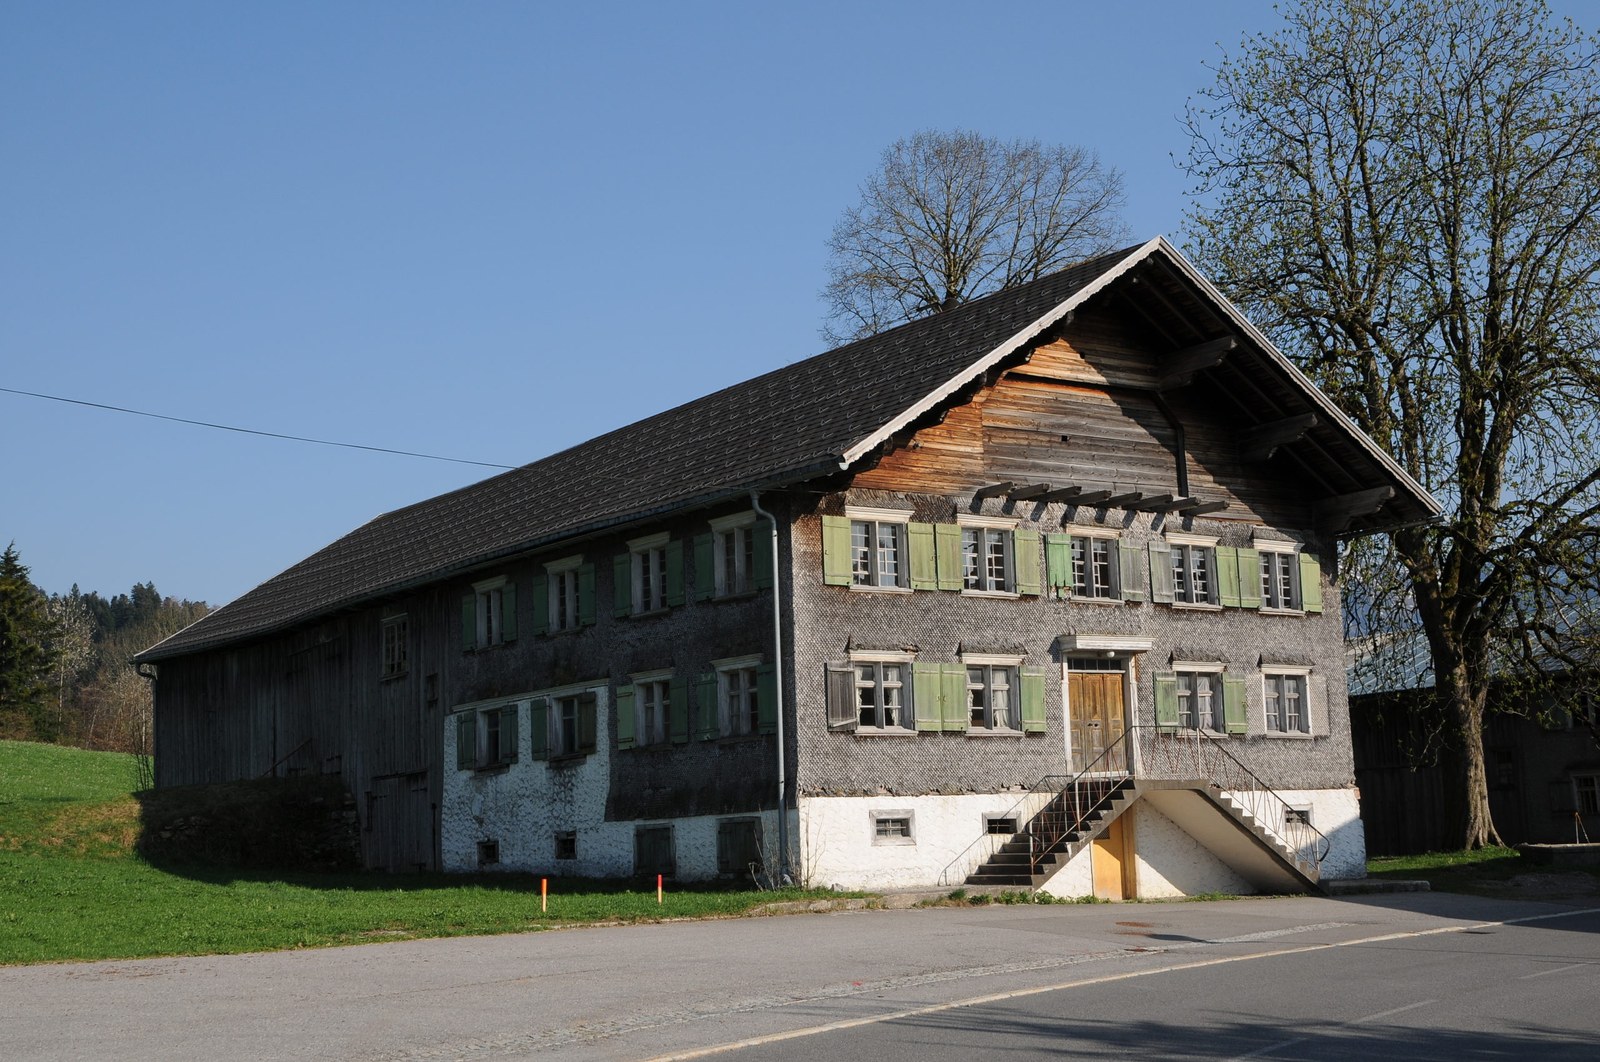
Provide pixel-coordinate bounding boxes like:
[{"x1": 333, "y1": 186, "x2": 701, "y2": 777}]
[
  {"x1": 473, "y1": 700, "x2": 520, "y2": 768},
  {"x1": 710, "y1": 511, "x2": 757, "y2": 598},
  {"x1": 870, "y1": 810, "x2": 916, "y2": 846},
  {"x1": 1256, "y1": 539, "x2": 1303, "y2": 613},
  {"x1": 1171, "y1": 662, "x2": 1227, "y2": 734},
  {"x1": 1574, "y1": 774, "x2": 1599, "y2": 816},
  {"x1": 545, "y1": 555, "x2": 583, "y2": 632},
  {"x1": 380, "y1": 613, "x2": 409, "y2": 678},
  {"x1": 628, "y1": 532, "x2": 670, "y2": 615},
  {"x1": 714, "y1": 654, "x2": 763, "y2": 737},
  {"x1": 850, "y1": 651, "x2": 914, "y2": 732},
  {"x1": 473, "y1": 576, "x2": 508, "y2": 648},
  {"x1": 845, "y1": 505, "x2": 912, "y2": 591},
  {"x1": 631, "y1": 668, "x2": 672, "y2": 748},
  {"x1": 958, "y1": 515, "x2": 1017, "y2": 596},
  {"x1": 1066, "y1": 526, "x2": 1120, "y2": 600},
  {"x1": 962, "y1": 652, "x2": 1023, "y2": 732},
  {"x1": 1167, "y1": 532, "x2": 1220, "y2": 608},
  {"x1": 1263, "y1": 667, "x2": 1313, "y2": 736}
]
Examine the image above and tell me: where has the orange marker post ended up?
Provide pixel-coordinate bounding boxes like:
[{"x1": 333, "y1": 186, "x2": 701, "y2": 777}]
[
  {"x1": 657, "y1": 873, "x2": 663, "y2": 905},
  {"x1": 541, "y1": 877, "x2": 548, "y2": 914}
]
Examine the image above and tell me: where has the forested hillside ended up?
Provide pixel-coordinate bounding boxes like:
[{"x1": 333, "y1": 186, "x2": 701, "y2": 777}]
[{"x1": 0, "y1": 542, "x2": 209, "y2": 763}]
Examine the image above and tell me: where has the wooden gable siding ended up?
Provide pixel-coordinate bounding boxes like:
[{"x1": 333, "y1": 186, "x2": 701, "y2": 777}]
[{"x1": 852, "y1": 312, "x2": 1312, "y2": 528}]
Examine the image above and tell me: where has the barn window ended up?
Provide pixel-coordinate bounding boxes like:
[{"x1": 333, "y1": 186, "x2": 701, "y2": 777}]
[{"x1": 381, "y1": 614, "x2": 409, "y2": 678}]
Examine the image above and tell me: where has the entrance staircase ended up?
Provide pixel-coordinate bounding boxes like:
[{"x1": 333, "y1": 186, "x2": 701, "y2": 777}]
[{"x1": 941, "y1": 727, "x2": 1330, "y2": 893}]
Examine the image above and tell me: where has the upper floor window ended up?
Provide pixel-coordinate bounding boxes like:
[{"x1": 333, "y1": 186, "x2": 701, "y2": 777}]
[
  {"x1": 719, "y1": 660, "x2": 761, "y2": 737},
  {"x1": 546, "y1": 556, "x2": 583, "y2": 633},
  {"x1": 381, "y1": 614, "x2": 409, "y2": 678},
  {"x1": 1175, "y1": 670, "x2": 1223, "y2": 733},
  {"x1": 1156, "y1": 666, "x2": 1245, "y2": 736},
  {"x1": 1258, "y1": 545, "x2": 1301, "y2": 611},
  {"x1": 620, "y1": 532, "x2": 679, "y2": 616},
  {"x1": 960, "y1": 519, "x2": 1015, "y2": 594},
  {"x1": 854, "y1": 658, "x2": 910, "y2": 730},
  {"x1": 455, "y1": 702, "x2": 518, "y2": 770},
  {"x1": 1263, "y1": 672, "x2": 1309, "y2": 734},
  {"x1": 964, "y1": 656, "x2": 1021, "y2": 731},
  {"x1": 634, "y1": 675, "x2": 671, "y2": 747},
  {"x1": 463, "y1": 576, "x2": 515, "y2": 651},
  {"x1": 1167, "y1": 535, "x2": 1218, "y2": 606},
  {"x1": 1072, "y1": 535, "x2": 1118, "y2": 599},
  {"x1": 711, "y1": 512, "x2": 757, "y2": 597},
  {"x1": 530, "y1": 687, "x2": 598, "y2": 759},
  {"x1": 850, "y1": 514, "x2": 908, "y2": 589}
]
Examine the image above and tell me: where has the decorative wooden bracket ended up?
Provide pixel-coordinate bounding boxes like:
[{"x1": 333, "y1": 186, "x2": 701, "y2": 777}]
[
  {"x1": 1042, "y1": 486, "x2": 1083, "y2": 503},
  {"x1": 1314, "y1": 486, "x2": 1395, "y2": 537},
  {"x1": 1131, "y1": 494, "x2": 1176, "y2": 511},
  {"x1": 973, "y1": 482, "x2": 1014, "y2": 500},
  {"x1": 1102, "y1": 492, "x2": 1145, "y2": 509},
  {"x1": 1071, "y1": 490, "x2": 1114, "y2": 506},
  {"x1": 1177, "y1": 499, "x2": 1230, "y2": 516},
  {"x1": 1008, "y1": 483, "x2": 1052, "y2": 501},
  {"x1": 1157, "y1": 336, "x2": 1237, "y2": 391},
  {"x1": 1241, "y1": 413, "x2": 1318, "y2": 462}
]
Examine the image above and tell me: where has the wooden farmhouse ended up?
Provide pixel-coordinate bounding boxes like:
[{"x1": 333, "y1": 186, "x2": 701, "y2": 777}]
[{"x1": 136, "y1": 238, "x2": 1439, "y2": 897}]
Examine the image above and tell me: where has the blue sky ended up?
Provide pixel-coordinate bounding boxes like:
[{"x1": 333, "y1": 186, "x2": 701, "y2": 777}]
[{"x1": 3, "y1": 2, "x2": 1588, "y2": 606}]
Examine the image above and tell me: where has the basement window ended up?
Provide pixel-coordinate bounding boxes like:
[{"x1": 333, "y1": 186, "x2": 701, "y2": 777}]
[
  {"x1": 477, "y1": 840, "x2": 499, "y2": 867},
  {"x1": 871, "y1": 811, "x2": 915, "y2": 845},
  {"x1": 554, "y1": 831, "x2": 577, "y2": 860},
  {"x1": 985, "y1": 815, "x2": 1018, "y2": 835}
]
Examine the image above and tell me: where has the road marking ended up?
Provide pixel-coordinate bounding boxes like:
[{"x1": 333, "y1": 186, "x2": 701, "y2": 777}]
[
  {"x1": 1518, "y1": 962, "x2": 1594, "y2": 980},
  {"x1": 1227, "y1": 1036, "x2": 1308, "y2": 1060},
  {"x1": 1351, "y1": 999, "x2": 1436, "y2": 1023},
  {"x1": 645, "y1": 906, "x2": 1600, "y2": 1061},
  {"x1": 1224, "y1": 1000, "x2": 1436, "y2": 1060}
]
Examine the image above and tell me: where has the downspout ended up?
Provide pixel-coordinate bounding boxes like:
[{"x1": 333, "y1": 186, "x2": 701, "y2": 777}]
[
  {"x1": 1150, "y1": 392, "x2": 1189, "y2": 499},
  {"x1": 749, "y1": 491, "x2": 791, "y2": 886}
]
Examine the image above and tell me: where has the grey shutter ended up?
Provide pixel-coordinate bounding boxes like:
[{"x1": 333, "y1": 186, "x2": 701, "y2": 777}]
[
  {"x1": 500, "y1": 704, "x2": 519, "y2": 763},
  {"x1": 1222, "y1": 676, "x2": 1249, "y2": 736},
  {"x1": 1308, "y1": 674, "x2": 1329, "y2": 735},
  {"x1": 1149, "y1": 542, "x2": 1176, "y2": 604},
  {"x1": 821, "y1": 516, "x2": 852, "y2": 586},
  {"x1": 461, "y1": 594, "x2": 477, "y2": 652},
  {"x1": 907, "y1": 522, "x2": 937, "y2": 590},
  {"x1": 614, "y1": 554, "x2": 633, "y2": 617},
  {"x1": 665, "y1": 541, "x2": 685, "y2": 607},
  {"x1": 578, "y1": 692, "x2": 598, "y2": 754},
  {"x1": 1119, "y1": 541, "x2": 1148, "y2": 602},
  {"x1": 616, "y1": 685, "x2": 636, "y2": 750},
  {"x1": 578, "y1": 563, "x2": 597, "y2": 626},
  {"x1": 1300, "y1": 553, "x2": 1325, "y2": 613},
  {"x1": 1013, "y1": 528, "x2": 1042, "y2": 596},
  {"x1": 827, "y1": 662, "x2": 858, "y2": 731},
  {"x1": 531, "y1": 573, "x2": 549, "y2": 635},
  {"x1": 529, "y1": 698, "x2": 550, "y2": 760},
  {"x1": 695, "y1": 673, "x2": 719, "y2": 740},
  {"x1": 756, "y1": 663, "x2": 777, "y2": 735},
  {"x1": 1238, "y1": 548, "x2": 1262, "y2": 609},
  {"x1": 456, "y1": 712, "x2": 476, "y2": 769},
  {"x1": 934, "y1": 524, "x2": 963, "y2": 591},
  {"x1": 1020, "y1": 667, "x2": 1047, "y2": 734},
  {"x1": 752, "y1": 522, "x2": 774, "y2": 591},
  {"x1": 1045, "y1": 534, "x2": 1072, "y2": 598},
  {"x1": 1154, "y1": 673, "x2": 1180, "y2": 733},
  {"x1": 693, "y1": 533, "x2": 715, "y2": 601},
  {"x1": 1217, "y1": 547, "x2": 1242, "y2": 608},
  {"x1": 669, "y1": 676, "x2": 690, "y2": 744}
]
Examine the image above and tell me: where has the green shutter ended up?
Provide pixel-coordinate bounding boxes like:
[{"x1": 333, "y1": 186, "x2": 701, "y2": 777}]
[
  {"x1": 461, "y1": 594, "x2": 476, "y2": 652},
  {"x1": 665, "y1": 540, "x2": 685, "y2": 607},
  {"x1": 693, "y1": 533, "x2": 715, "y2": 601},
  {"x1": 1238, "y1": 548, "x2": 1262, "y2": 609},
  {"x1": 616, "y1": 685, "x2": 636, "y2": 750},
  {"x1": 1217, "y1": 547, "x2": 1242, "y2": 608},
  {"x1": 908, "y1": 522, "x2": 937, "y2": 590},
  {"x1": 821, "y1": 516, "x2": 852, "y2": 586},
  {"x1": 614, "y1": 554, "x2": 633, "y2": 617},
  {"x1": 669, "y1": 676, "x2": 689, "y2": 743},
  {"x1": 531, "y1": 573, "x2": 549, "y2": 635},
  {"x1": 1020, "y1": 667, "x2": 1047, "y2": 733},
  {"x1": 941, "y1": 663, "x2": 968, "y2": 732},
  {"x1": 500, "y1": 704, "x2": 519, "y2": 763},
  {"x1": 1154, "y1": 674, "x2": 1179, "y2": 733},
  {"x1": 1300, "y1": 553, "x2": 1324, "y2": 613},
  {"x1": 1222, "y1": 675, "x2": 1249, "y2": 736},
  {"x1": 530, "y1": 698, "x2": 550, "y2": 760},
  {"x1": 456, "y1": 712, "x2": 476, "y2": 769},
  {"x1": 1014, "y1": 528, "x2": 1042, "y2": 596},
  {"x1": 1045, "y1": 534, "x2": 1073, "y2": 598},
  {"x1": 578, "y1": 562, "x2": 597, "y2": 625},
  {"x1": 500, "y1": 582, "x2": 517, "y2": 642},
  {"x1": 1119, "y1": 542, "x2": 1148, "y2": 602},
  {"x1": 756, "y1": 663, "x2": 777, "y2": 735},
  {"x1": 752, "y1": 521, "x2": 774, "y2": 591},
  {"x1": 911, "y1": 664, "x2": 942, "y2": 732},
  {"x1": 696, "y1": 673, "x2": 719, "y2": 740},
  {"x1": 578, "y1": 692, "x2": 597, "y2": 754},
  {"x1": 934, "y1": 524, "x2": 963, "y2": 591},
  {"x1": 1149, "y1": 542, "x2": 1176, "y2": 604}
]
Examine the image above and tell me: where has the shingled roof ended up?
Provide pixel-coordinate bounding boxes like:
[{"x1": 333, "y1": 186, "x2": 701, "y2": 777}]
[{"x1": 136, "y1": 237, "x2": 1438, "y2": 663}]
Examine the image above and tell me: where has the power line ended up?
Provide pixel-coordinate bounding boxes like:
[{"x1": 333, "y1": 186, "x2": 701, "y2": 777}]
[{"x1": 0, "y1": 386, "x2": 519, "y2": 470}]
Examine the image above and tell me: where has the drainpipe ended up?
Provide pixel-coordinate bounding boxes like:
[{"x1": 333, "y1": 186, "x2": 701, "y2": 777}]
[{"x1": 749, "y1": 490, "x2": 791, "y2": 886}]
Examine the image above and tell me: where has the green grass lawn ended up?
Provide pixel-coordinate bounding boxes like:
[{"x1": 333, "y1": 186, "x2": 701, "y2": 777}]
[
  {"x1": 0, "y1": 740, "x2": 841, "y2": 966},
  {"x1": 1368, "y1": 845, "x2": 1600, "y2": 897}
]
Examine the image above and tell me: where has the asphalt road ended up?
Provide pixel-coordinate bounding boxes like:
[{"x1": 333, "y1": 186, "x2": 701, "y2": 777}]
[{"x1": 4, "y1": 892, "x2": 1598, "y2": 1061}]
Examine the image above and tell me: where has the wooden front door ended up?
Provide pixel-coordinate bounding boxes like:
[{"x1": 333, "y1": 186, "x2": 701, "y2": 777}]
[
  {"x1": 1068, "y1": 671, "x2": 1128, "y2": 774},
  {"x1": 1092, "y1": 815, "x2": 1133, "y2": 901}
]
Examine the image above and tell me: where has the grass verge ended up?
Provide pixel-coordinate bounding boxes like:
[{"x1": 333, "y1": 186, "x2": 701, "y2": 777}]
[
  {"x1": 1368, "y1": 846, "x2": 1600, "y2": 898},
  {"x1": 0, "y1": 740, "x2": 847, "y2": 966}
]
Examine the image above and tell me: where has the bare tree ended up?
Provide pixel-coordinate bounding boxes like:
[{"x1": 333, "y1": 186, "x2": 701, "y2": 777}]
[
  {"x1": 1185, "y1": 0, "x2": 1600, "y2": 848},
  {"x1": 822, "y1": 130, "x2": 1129, "y2": 343},
  {"x1": 46, "y1": 588, "x2": 96, "y2": 738}
]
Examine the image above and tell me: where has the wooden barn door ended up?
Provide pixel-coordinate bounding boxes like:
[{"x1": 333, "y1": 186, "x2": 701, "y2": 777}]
[{"x1": 364, "y1": 771, "x2": 433, "y2": 872}]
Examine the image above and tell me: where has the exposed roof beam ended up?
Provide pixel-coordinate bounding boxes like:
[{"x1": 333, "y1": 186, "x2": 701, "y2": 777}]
[
  {"x1": 1151, "y1": 496, "x2": 1197, "y2": 513},
  {"x1": 1158, "y1": 336, "x2": 1237, "y2": 391},
  {"x1": 1102, "y1": 492, "x2": 1144, "y2": 508},
  {"x1": 1069, "y1": 490, "x2": 1113, "y2": 506},
  {"x1": 1042, "y1": 486, "x2": 1083, "y2": 503},
  {"x1": 1009, "y1": 483, "x2": 1052, "y2": 500},
  {"x1": 1315, "y1": 486, "x2": 1396, "y2": 536},
  {"x1": 973, "y1": 481, "x2": 1014, "y2": 500},
  {"x1": 1241, "y1": 413, "x2": 1319, "y2": 462},
  {"x1": 1179, "y1": 500, "x2": 1230, "y2": 516},
  {"x1": 1131, "y1": 494, "x2": 1176, "y2": 511}
]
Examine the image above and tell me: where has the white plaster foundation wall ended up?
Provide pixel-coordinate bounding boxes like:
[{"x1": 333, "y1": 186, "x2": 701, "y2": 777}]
[
  {"x1": 1271, "y1": 787, "x2": 1366, "y2": 880},
  {"x1": 1127, "y1": 800, "x2": 1257, "y2": 899},
  {"x1": 798, "y1": 793, "x2": 1045, "y2": 890},
  {"x1": 1035, "y1": 846, "x2": 1095, "y2": 900}
]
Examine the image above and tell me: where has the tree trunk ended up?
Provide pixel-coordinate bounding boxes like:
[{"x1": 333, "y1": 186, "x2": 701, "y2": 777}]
[{"x1": 1439, "y1": 666, "x2": 1503, "y2": 850}]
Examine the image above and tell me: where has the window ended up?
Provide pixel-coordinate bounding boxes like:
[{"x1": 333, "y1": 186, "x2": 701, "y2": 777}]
[
  {"x1": 635, "y1": 544, "x2": 666, "y2": 613},
  {"x1": 966, "y1": 662, "x2": 1019, "y2": 731},
  {"x1": 1284, "y1": 807, "x2": 1313, "y2": 828},
  {"x1": 1259, "y1": 547, "x2": 1301, "y2": 611},
  {"x1": 720, "y1": 664, "x2": 760, "y2": 737},
  {"x1": 463, "y1": 576, "x2": 515, "y2": 650},
  {"x1": 1175, "y1": 671, "x2": 1224, "y2": 733},
  {"x1": 713, "y1": 513, "x2": 757, "y2": 597},
  {"x1": 554, "y1": 693, "x2": 582, "y2": 756},
  {"x1": 554, "y1": 831, "x2": 577, "y2": 860},
  {"x1": 477, "y1": 839, "x2": 499, "y2": 867},
  {"x1": 621, "y1": 532, "x2": 679, "y2": 616},
  {"x1": 855, "y1": 660, "x2": 909, "y2": 730},
  {"x1": 985, "y1": 815, "x2": 1018, "y2": 835},
  {"x1": 1575, "y1": 775, "x2": 1600, "y2": 816},
  {"x1": 531, "y1": 687, "x2": 598, "y2": 760},
  {"x1": 847, "y1": 508, "x2": 910, "y2": 589},
  {"x1": 455, "y1": 703, "x2": 519, "y2": 770},
  {"x1": 635, "y1": 676, "x2": 671, "y2": 747},
  {"x1": 546, "y1": 556, "x2": 583, "y2": 633},
  {"x1": 381, "y1": 615, "x2": 409, "y2": 678},
  {"x1": 1072, "y1": 535, "x2": 1118, "y2": 599},
  {"x1": 962, "y1": 526, "x2": 1014, "y2": 593},
  {"x1": 635, "y1": 824, "x2": 675, "y2": 878},
  {"x1": 717, "y1": 818, "x2": 763, "y2": 877},
  {"x1": 871, "y1": 811, "x2": 915, "y2": 845},
  {"x1": 1264, "y1": 672, "x2": 1309, "y2": 734},
  {"x1": 1170, "y1": 542, "x2": 1217, "y2": 605}
]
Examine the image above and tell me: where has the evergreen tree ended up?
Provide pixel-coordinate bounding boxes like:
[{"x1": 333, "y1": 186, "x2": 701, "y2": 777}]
[{"x1": 0, "y1": 542, "x2": 59, "y2": 740}]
